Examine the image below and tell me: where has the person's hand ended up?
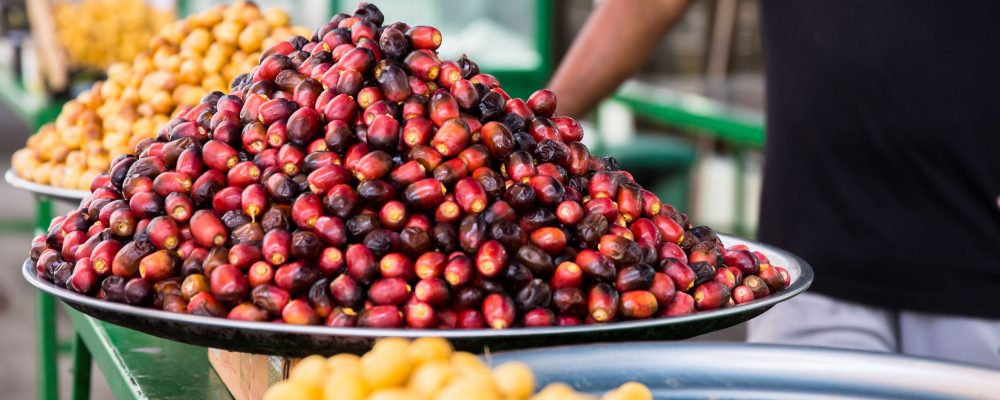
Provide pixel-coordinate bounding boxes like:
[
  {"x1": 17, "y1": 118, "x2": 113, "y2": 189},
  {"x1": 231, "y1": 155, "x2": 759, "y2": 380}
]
[{"x1": 549, "y1": 0, "x2": 691, "y2": 117}]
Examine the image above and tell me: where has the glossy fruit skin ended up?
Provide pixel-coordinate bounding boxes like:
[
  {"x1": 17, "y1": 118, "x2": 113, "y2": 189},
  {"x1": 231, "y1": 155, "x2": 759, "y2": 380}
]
[
  {"x1": 431, "y1": 119, "x2": 470, "y2": 157},
  {"x1": 404, "y1": 302, "x2": 437, "y2": 329},
  {"x1": 274, "y1": 261, "x2": 320, "y2": 294},
  {"x1": 551, "y1": 261, "x2": 584, "y2": 290},
  {"x1": 615, "y1": 264, "x2": 655, "y2": 292},
  {"x1": 368, "y1": 278, "x2": 411, "y2": 305},
  {"x1": 404, "y1": 179, "x2": 446, "y2": 210},
  {"x1": 112, "y1": 240, "x2": 154, "y2": 279},
  {"x1": 187, "y1": 292, "x2": 226, "y2": 317},
  {"x1": 758, "y1": 264, "x2": 787, "y2": 291},
  {"x1": 732, "y1": 285, "x2": 755, "y2": 304},
  {"x1": 530, "y1": 227, "x2": 567, "y2": 255},
  {"x1": 190, "y1": 211, "x2": 227, "y2": 248},
  {"x1": 475, "y1": 240, "x2": 508, "y2": 278},
  {"x1": 661, "y1": 292, "x2": 695, "y2": 317},
  {"x1": 138, "y1": 250, "x2": 177, "y2": 282},
  {"x1": 692, "y1": 281, "x2": 730, "y2": 311},
  {"x1": 408, "y1": 25, "x2": 442, "y2": 50},
  {"x1": 527, "y1": 89, "x2": 557, "y2": 117},
  {"x1": 620, "y1": 290, "x2": 659, "y2": 319},
  {"x1": 444, "y1": 254, "x2": 474, "y2": 287},
  {"x1": 482, "y1": 292, "x2": 516, "y2": 329},
  {"x1": 211, "y1": 264, "x2": 250, "y2": 304},
  {"x1": 282, "y1": 299, "x2": 321, "y2": 325},
  {"x1": 587, "y1": 283, "x2": 619, "y2": 323},
  {"x1": 346, "y1": 244, "x2": 378, "y2": 284},
  {"x1": 515, "y1": 278, "x2": 552, "y2": 312},
  {"x1": 650, "y1": 272, "x2": 677, "y2": 308},
  {"x1": 358, "y1": 305, "x2": 404, "y2": 328},
  {"x1": 575, "y1": 249, "x2": 615, "y2": 283},
  {"x1": 661, "y1": 258, "x2": 696, "y2": 292},
  {"x1": 715, "y1": 268, "x2": 738, "y2": 290}
]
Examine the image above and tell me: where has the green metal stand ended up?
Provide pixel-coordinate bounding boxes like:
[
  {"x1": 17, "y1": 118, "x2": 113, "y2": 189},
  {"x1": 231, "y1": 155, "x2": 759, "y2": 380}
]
[
  {"x1": 70, "y1": 335, "x2": 92, "y2": 400},
  {"x1": 33, "y1": 196, "x2": 58, "y2": 400},
  {"x1": 37, "y1": 292, "x2": 59, "y2": 400},
  {"x1": 66, "y1": 307, "x2": 233, "y2": 400}
]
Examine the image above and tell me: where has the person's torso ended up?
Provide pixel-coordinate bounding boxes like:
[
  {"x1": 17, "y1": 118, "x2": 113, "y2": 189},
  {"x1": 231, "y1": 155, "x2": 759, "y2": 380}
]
[{"x1": 758, "y1": 0, "x2": 1000, "y2": 317}]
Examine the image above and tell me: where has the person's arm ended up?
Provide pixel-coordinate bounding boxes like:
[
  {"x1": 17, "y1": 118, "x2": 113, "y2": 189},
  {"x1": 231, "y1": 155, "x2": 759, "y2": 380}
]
[{"x1": 549, "y1": 0, "x2": 691, "y2": 117}]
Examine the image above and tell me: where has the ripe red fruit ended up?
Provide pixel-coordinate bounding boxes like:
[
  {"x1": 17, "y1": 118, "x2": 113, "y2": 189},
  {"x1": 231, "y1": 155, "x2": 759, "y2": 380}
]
[
  {"x1": 211, "y1": 187, "x2": 243, "y2": 213},
  {"x1": 358, "y1": 305, "x2": 404, "y2": 328},
  {"x1": 453, "y1": 177, "x2": 487, "y2": 214},
  {"x1": 202, "y1": 140, "x2": 239, "y2": 171},
  {"x1": 621, "y1": 290, "x2": 658, "y2": 319},
  {"x1": 353, "y1": 150, "x2": 393, "y2": 181},
  {"x1": 403, "y1": 49, "x2": 440, "y2": 81},
  {"x1": 227, "y1": 161, "x2": 261, "y2": 188},
  {"x1": 587, "y1": 283, "x2": 619, "y2": 323},
  {"x1": 190, "y1": 210, "x2": 227, "y2": 248},
  {"x1": 552, "y1": 116, "x2": 583, "y2": 142},
  {"x1": 346, "y1": 244, "x2": 378, "y2": 284},
  {"x1": 482, "y1": 292, "x2": 516, "y2": 329},
  {"x1": 414, "y1": 251, "x2": 447, "y2": 279},
  {"x1": 758, "y1": 264, "x2": 787, "y2": 291},
  {"x1": 188, "y1": 292, "x2": 226, "y2": 317},
  {"x1": 228, "y1": 243, "x2": 263, "y2": 270},
  {"x1": 693, "y1": 281, "x2": 731, "y2": 311},
  {"x1": 378, "y1": 253, "x2": 414, "y2": 280},
  {"x1": 247, "y1": 261, "x2": 275, "y2": 288},
  {"x1": 429, "y1": 92, "x2": 459, "y2": 127},
  {"x1": 661, "y1": 258, "x2": 696, "y2": 292},
  {"x1": 367, "y1": 114, "x2": 400, "y2": 151},
  {"x1": 644, "y1": 272, "x2": 676, "y2": 310},
  {"x1": 368, "y1": 278, "x2": 411, "y2": 305},
  {"x1": 475, "y1": 240, "x2": 508, "y2": 278},
  {"x1": 262, "y1": 229, "x2": 291, "y2": 265},
  {"x1": 291, "y1": 193, "x2": 323, "y2": 229},
  {"x1": 732, "y1": 285, "x2": 755, "y2": 304},
  {"x1": 282, "y1": 299, "x2": 320, "y2": 325},
  {"x1": 404, "y1": 302, "x2": 437, "y2": 329},
  {"x1": 152, "y1": 172, "x2": 192, "y2": 196},
  {"x1": 146, "y1": 216, "x2": 180, "y2": 250},
  {"x1": 403, "y1": 178, "x2": 446, "y2": 210},
  {"x1": 530, "y1": 227, "x2": 567, "y2": 255},
  {"x1": 69, "y1": 258, "x2": 99, "y2": 294},
  {"x1": 431, "y1": 119, "x2": 470, "y2": 157},
  {"x1": 526, "y1": 89, "x2": 557, "y2": 117},
  {"x1": 211, "y1": 264, "x2": 250, "y2": 304},
  {"x1": 408, "y1": 26, "x2": 442, "y2": 50},
  {"x1": 443, "y1": 254, "x2": 474, "y2": 287},
  {"x1": 661, "y1": 292, "x2": 695, "y2": 317}
]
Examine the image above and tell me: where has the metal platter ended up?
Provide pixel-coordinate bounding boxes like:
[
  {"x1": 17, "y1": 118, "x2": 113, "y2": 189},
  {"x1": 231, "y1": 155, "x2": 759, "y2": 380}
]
[
  {"x1": 22, "y1": 234, "x2": 813, "y2": 357},
  {"x1": 490, "y1": 342, "x2": 1000, "y2": 399},
  {"x1": 5, "y1": 169, "x2": 89, "y2": 203}
]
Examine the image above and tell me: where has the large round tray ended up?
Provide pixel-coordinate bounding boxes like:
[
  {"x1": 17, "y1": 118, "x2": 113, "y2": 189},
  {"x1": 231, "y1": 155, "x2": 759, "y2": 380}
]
[
  {"x1": 5, "y1": 169, "x2": 89, "y2": 203},
  {"x1": 490, "y1": 342, "x2": 1000, "y2": 399},
  {"x1": 23, "y1": 234, "x2": 812, "y2": 356}
]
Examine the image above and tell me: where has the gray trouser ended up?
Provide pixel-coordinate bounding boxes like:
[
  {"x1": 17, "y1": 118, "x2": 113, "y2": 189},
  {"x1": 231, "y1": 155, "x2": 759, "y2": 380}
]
[{"x1": 746, "y1": 292, "x2": 1000, "y2": 369}]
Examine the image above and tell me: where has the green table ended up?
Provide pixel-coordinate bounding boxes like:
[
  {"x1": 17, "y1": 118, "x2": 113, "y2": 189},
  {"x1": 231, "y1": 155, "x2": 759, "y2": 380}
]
[{"x1": 64, "y1": 305, "x2": 232, "y2": 400}]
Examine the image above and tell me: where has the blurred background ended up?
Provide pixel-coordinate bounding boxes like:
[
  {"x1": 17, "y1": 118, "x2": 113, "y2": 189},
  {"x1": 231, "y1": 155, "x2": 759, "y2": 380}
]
[{"x1": 0, "y1": 0, "x2": 764, "y2": 397}]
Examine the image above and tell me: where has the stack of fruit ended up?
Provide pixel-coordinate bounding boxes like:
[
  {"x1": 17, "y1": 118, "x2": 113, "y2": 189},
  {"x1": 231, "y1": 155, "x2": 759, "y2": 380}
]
[
  {"x1": 263, "y1": 337, "x2": 652, "y2": 400},
  {"x1": 12, "y1": 1, "x2": 309, "y2": 190},
  {"x1": 54, "y1": 0, "x2": 174, "y2": 71},
  {"x1": 28, "y1": 2, "x2": 790, "y2": 329}
]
